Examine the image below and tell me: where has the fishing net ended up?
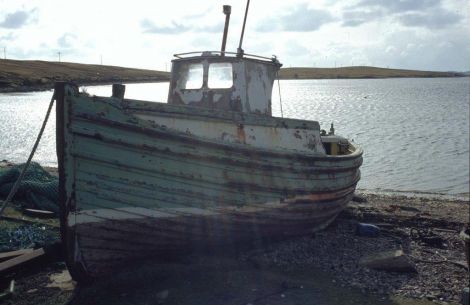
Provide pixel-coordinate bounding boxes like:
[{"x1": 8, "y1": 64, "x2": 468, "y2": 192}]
[
  {"x1": 0, "y1": 162, "x2": 58, "y2": 213},
  {"x1": 0, "y1": 224, "x2": 60, "y2": 252}
]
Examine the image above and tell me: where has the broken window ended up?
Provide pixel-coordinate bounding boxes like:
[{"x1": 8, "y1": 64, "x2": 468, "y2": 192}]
[
  {"x1": 182, "y1": 64, "x2": 203, "y2": 89},
  {"x1": 208, "y1": 63, "x2": 233, "y2": 88}
]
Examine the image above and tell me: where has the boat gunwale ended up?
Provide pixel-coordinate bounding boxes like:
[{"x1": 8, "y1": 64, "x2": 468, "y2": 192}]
[
  {"x1": 92, "y1": 95, "x2": 323, "y2": 131},
  {"x1": 72, "y1": 110, "x2": 364, "y2": 162},
  {"x1": 65, "y1": 87, "x2": 363, "y2": 161},
  {"x1": 71, "y1": 127, "x2": 363, "y2": 173}
]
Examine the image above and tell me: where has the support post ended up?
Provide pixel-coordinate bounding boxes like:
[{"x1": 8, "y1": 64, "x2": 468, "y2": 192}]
[{"x1": 112, "y1": 84, "x2": 126, "y2": 99}]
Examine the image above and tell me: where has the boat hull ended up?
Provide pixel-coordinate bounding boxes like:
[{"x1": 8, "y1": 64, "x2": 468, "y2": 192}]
[{"x1": 54, "y1": 83, "x2": 363, "y2": 281}]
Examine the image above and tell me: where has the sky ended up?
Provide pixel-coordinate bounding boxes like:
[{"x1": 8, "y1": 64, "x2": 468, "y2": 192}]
[{"x1": 1, "y1": 0, "x2": 469, "y2": 72}]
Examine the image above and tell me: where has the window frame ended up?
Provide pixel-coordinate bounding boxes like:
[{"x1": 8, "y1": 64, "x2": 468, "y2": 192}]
[
  {"x1": 181, "y1": 63, "x2": 204, "y2": 90},
  {"x1": 207, "y1": 62, "x2": 234, "y2": 89}
]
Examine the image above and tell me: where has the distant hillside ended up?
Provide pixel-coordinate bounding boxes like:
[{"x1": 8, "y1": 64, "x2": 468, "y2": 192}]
[
  {"x1": 0, "y1": 59, "x2": 464, "y2": 93},
  {"x1": 278, "y1": 66, "x2": 464, "y2": 79},
  {"x1": 0, "y1": 59, "x2": 170, "y2": 92}
]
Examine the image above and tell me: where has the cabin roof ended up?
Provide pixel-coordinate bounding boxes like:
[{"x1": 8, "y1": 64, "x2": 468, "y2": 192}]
[{"x1": 172, "y1": 51, "x2": 282, "y2": 68}]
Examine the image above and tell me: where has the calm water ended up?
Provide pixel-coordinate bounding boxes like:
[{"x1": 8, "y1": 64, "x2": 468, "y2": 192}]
[{"x1": 1, "y1": 78, "x2": 468, "y2": 195}]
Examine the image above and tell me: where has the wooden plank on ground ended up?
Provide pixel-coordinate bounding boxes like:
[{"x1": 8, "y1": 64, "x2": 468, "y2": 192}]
[
  {"x1": 24, "y1": 208, "x2": 56, "y2": 218},
  {"x1": 0, "y1": 249, "x2": 34, "y2": 262},
  {"x1": 0, "y1": 248, "x2": 45, "y2": 275}
]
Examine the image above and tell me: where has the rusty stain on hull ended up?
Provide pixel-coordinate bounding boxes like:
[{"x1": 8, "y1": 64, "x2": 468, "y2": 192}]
[{"x1": 55, "y1": 81, "x2": 363, "y2": 282}]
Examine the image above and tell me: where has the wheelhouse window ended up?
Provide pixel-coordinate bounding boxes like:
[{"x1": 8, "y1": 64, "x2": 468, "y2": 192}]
[
  {"x1": 181, "y1": 63, "x2": 203, "y2": 89},
  {"x1": 208, "y1": 63, "x2": 233, "y2": 88}
]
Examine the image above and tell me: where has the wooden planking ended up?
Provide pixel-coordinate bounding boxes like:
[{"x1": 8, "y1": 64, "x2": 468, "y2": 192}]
[
  {"x1": 92, "y1": 95, "x2": 322, "y2": 132},
  {"x1": 71, "y1": 134, "x2": 360, "y2": 188},
  {"x1": 73, "y1": 198, "x2": 346, "y2": 278},
  {"x1": 70, "y1": 117, "x2": 362, "y2": 171},
  {"x1": 69, "y1": 131, "x2": 360, "y2": 212},
  {"x1": 73, "y1": 210, "x2": 341, "y2": 275},
  {"x1": 74, "y1": 216, "x2": 342, "y2": 277},
  {"x1": 72, "y1": 157, "x2": 359, "y2": 211},
  {"x1": 71, "y1": 93, "x2": 363, "y2": 163},
  {"x1": 71, "y1": 189, "x2": 351, "y2": 227}
]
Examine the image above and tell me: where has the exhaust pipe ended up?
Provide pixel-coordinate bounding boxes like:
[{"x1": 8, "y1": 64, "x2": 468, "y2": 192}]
[{"x1": 221, "y1": 5, "x2": 231, "y2": 54}]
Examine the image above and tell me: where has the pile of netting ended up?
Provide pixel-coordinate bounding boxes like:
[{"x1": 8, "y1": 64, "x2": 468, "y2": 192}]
[
  {"x1": 0, "y1": 224, "x2": 60, "y2": 252},
  {"x1": 0, "y1": 162, "x2": 58, "y2": 213}
]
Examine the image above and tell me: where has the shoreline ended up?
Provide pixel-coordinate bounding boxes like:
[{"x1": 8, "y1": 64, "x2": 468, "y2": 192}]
[
  {"x1": 0, "y1": 78, "x2": 169, "y2": 94},
  {"x1": 357, "y1": 188, "x2": 470, "y2": 202},
  {"x1": 2, "y1": 76, "x2": 468, "y2": 95},
  {"x1": 1, "y1": 76, "x2": 467, "y2": 94}
]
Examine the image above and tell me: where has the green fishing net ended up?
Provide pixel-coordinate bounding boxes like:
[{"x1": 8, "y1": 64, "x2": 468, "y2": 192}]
[{"x1": 0, "y1": 162, "x2": 58, "y2": 213}]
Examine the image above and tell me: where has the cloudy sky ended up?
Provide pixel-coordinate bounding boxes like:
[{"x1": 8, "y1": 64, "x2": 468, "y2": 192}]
[{"x1": 1, "y1": 0, "x2": 469, "y2": 71}]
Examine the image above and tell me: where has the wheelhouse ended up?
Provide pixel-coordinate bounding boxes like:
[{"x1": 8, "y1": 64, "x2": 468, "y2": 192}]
[{"x1": 168, "y1": 51, "x2": 282, "y2": 115}]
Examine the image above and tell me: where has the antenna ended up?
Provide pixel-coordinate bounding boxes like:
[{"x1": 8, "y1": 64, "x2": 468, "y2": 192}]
[{"x1": 237, "y1": 0, "x2": 250, "y2": 56}]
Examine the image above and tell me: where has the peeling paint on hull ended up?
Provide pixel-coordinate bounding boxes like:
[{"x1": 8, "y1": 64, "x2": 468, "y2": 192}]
[{"x1": 55, "y1": 83, "x2": 363, "y2": 282}]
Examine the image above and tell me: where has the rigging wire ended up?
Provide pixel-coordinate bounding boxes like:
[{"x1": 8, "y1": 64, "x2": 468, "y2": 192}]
[{"x1": 276, "y1": 71, "x2": 284, "y2": 118}]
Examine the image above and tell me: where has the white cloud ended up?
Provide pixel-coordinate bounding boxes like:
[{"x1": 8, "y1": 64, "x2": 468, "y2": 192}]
[
  {"x1": 385, "y1": 46, "x2": 397, "y2": 53},
  {"x1": 0, "y1": 0, "x2": 468, "y2": 71},
  {"x1": 256, "y1": 3, "x2": 335, "y2": 32},
  {"x1": 0, "y1": 9, "x2": 37, "y2": 29}
]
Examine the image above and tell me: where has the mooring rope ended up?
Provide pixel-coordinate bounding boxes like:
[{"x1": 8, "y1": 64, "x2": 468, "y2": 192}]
[
  {"x1": 0, "y1": 93, "x2": 56, "y2": 218},
  {"x1": 276, "y1": 71, "x2": 284, "y2": 118}
]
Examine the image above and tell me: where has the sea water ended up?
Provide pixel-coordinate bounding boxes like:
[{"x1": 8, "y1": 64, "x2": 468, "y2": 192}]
[{"x1": 1, "y1": 78, "x2": 468, "y2": 195}]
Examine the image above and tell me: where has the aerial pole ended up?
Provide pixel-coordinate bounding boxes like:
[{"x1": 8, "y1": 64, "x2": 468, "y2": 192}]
[
  {"x1": 220, "y1": 5, "x2": 231, "y2": 55},
  {"x1": 237, "y1": 0, "x2": 250, "y2": 57}
]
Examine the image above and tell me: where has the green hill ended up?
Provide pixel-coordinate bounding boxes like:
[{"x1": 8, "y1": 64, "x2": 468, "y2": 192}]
[
  {"x1": 279, "y1": 66, "x2": 463, "y2": 79},
  {"x1": 0, "y1": 59, "x2": 463, "y2": 93},
  {"x1": 0, "y1": 59, "x2": 170, "y2": 92}
]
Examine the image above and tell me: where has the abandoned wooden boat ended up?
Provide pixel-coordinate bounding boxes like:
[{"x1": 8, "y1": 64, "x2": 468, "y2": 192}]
[{"x1": 54, "y1": 4, "x2": 362, "y2": 282}]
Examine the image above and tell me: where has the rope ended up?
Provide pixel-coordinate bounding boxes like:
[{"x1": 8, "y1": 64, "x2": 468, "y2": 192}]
[
  {"x1": 276, "y1": 71, "x2": 284, "y2": 118},
  {"x1": 0, "y1": 93, "x2": 56, "y2": 217}
]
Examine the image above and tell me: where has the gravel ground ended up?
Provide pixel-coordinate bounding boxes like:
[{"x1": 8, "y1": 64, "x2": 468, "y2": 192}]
[{"x1": 242, "y1": 193, "x2": 469, "y2": 304}]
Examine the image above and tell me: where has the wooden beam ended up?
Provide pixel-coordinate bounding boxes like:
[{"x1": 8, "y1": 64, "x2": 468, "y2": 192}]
[
  {"x1": 0, "y1": 248, "x2": 45, "y2": 275},
  {"x1": 24, "y1": 208, "x2": 55, "y2": 218},
  {"x1": 0, "y1": 249, "x2": 34, "y2": 262}
]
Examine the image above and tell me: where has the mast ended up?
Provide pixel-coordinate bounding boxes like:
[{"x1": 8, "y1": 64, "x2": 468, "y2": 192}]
[{"x1": 221, "y1": 5, "x2": 231, "y2": 54}]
